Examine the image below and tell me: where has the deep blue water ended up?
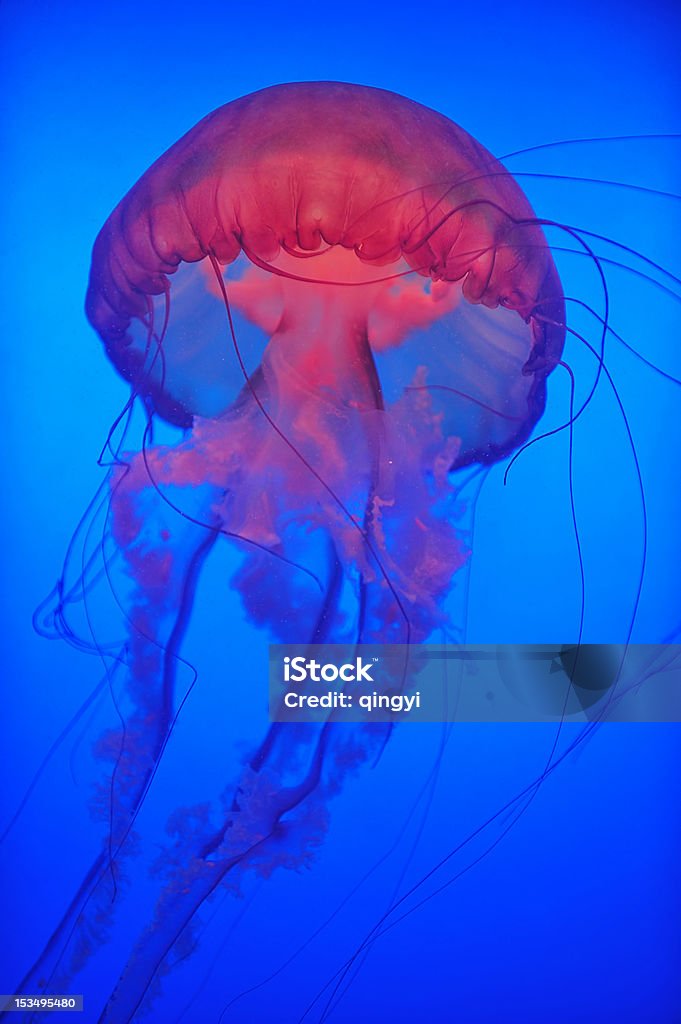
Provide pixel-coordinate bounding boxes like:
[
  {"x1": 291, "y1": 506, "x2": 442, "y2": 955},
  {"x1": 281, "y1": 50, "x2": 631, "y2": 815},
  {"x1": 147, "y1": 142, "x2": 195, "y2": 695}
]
[{"x1": 1, "y1": 2, "x2": 680, "y2": 1022}]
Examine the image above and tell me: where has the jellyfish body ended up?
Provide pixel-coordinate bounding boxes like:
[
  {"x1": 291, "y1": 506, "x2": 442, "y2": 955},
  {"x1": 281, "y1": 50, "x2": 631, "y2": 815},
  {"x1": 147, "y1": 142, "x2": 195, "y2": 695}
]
[{"x1": 16, "y1": 83, "x2": 565, "y2": 1021}]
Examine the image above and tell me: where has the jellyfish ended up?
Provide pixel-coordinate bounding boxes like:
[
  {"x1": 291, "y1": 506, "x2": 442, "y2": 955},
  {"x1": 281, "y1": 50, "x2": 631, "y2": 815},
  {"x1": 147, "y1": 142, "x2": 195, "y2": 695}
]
[{"x1": 3, "y1": 82, "x2": 678, "y2": 1023}]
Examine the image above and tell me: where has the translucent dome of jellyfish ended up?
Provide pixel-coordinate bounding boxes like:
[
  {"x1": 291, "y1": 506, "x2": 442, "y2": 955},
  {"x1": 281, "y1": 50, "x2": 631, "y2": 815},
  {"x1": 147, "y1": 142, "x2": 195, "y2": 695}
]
[{"x1": 5, "y1": 82, "x2": 679, "y2": 1023}]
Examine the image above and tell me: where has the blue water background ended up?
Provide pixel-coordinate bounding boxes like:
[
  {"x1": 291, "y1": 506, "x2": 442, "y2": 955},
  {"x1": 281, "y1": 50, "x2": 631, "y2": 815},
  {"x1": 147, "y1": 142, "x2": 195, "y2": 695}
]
[{"x1": 1, "y1": 2, "x2": 680, "y2": 1021}]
